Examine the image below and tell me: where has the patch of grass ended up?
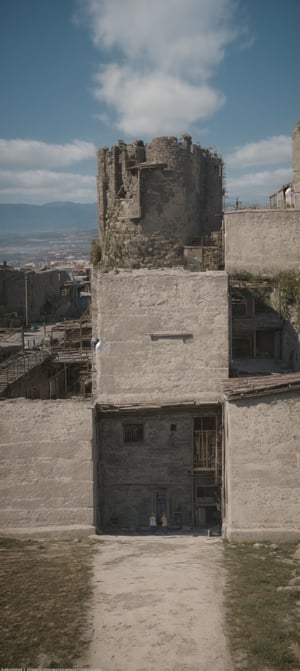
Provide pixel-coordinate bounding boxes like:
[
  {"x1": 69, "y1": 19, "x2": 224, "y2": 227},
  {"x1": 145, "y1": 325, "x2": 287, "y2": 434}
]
[
  {"x1": 0, "y1": 537, "x2": 96, "y2": 668},
  {"x1": 224, "y1": 541, "x2": 300, "y2": 671}
]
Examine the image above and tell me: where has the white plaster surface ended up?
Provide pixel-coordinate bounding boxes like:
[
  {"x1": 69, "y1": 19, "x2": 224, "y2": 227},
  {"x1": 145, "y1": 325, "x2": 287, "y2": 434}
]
[
  {"x1": 94, "y1": 269, "x2": 229, "y2": 404},
  {"x1": 0, "y1": 399, "x2": 94, "y2": 534}
]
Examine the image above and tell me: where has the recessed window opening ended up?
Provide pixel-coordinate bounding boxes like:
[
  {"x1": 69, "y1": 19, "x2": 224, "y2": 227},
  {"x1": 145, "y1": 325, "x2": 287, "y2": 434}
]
[
  {"x1": 123, "y1": 423, "x2": 144, "y2": 443},
  {"x1": 193, "y1": 416, "x2": 217, "y2": 470},
  {"x1": 170, "y1": 424, "x2": 176, "y2": 432}
]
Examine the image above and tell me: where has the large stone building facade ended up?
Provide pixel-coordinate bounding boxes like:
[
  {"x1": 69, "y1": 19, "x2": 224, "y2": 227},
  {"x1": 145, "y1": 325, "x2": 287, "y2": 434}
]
[
  {"x1": 93, "y1": 135, "x2": 227, "y2": 531},
  {"x1": 1, "y1": 125, "x2": 300, "y2": 541},
  {"x1": 93, "y1": 124, "x2": 300, "y2": 540},
  {"x1": 93, "y1": 268, "x2": 228, "y2": 530},
  {"x1": 95, "y1": 404, "x2": 223, "y2": 531}
]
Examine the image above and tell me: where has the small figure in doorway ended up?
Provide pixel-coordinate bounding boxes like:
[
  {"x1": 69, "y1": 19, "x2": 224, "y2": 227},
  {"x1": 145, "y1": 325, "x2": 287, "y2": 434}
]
[
  {"x1": 161, "y1": 511, "x2": 168, "y2": 533},
  {"x1": 149, "y1": 512, "x2": 157, "y2": 534}
]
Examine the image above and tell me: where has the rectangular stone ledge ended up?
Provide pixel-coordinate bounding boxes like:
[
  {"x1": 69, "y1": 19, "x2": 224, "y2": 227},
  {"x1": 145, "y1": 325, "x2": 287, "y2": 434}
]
[
  {"x1": 224, "y1": 525, "x2": 300, "y2": 542},
  {"x1": 148, "y1": 332, "x2": 193, "y2": 341},
  {"x1": 0, "y1": 525, "x2": 96, "y2": 539}
]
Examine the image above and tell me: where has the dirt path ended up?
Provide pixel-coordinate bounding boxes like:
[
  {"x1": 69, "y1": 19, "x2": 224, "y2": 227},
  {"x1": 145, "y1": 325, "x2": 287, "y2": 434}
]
[{"x1": 81, "y1": 534, "x2": 232, "y2": 671}]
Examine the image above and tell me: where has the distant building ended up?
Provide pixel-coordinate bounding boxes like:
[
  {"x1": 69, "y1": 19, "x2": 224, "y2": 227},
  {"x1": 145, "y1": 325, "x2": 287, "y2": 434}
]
[
  {"x1": 269, "y1": 182, "x2": 293, "y2": 208},
  {"x1": 269, "y1": 120, "x2": 300, "y2": 209},
  {"x1": 0, "y1": 263, "x2": 69, "y2": 324}
]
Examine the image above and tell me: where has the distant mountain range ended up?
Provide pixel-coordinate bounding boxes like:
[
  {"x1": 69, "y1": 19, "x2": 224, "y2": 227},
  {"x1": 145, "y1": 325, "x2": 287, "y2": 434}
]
[{"x1": 0, "y1": 202, "x2": 98, "y2": 234}]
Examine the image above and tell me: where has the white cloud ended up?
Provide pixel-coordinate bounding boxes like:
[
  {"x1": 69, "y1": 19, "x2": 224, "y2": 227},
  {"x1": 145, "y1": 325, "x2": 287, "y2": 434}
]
[
  {"x1": 76, "y1": 0, "x2": 243, "y2": 136},
  {"x1": 0, "y1": 139, "x2": 97, "y2": 204},
  {"x1": 0, "y1": 169, "x2": 96, "y2": 204},
  {"x1": 0, "y1": 139, "x2": 96, "y2": 169},
  {"x1": 226, "y1": 168, "x2": 292, "y2": 205},
  {"x1": 82, "y1": 0, "x2": 237, "y2": 78},
  {"x1": 226, "y1": 135, "x2": 292, "y2": 168},
  {"x1": 93, "y1": 66, "x2": 225, "y2": 136}
]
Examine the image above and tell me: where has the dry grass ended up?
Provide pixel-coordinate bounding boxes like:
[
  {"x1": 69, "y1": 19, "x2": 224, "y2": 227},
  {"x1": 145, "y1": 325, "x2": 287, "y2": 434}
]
[
  {"x1": 224, "y1": 541, "x2": 300, "y2": 671},
  {"x1": 0, "y1": 536, "x2": 96, "y2": 668}
]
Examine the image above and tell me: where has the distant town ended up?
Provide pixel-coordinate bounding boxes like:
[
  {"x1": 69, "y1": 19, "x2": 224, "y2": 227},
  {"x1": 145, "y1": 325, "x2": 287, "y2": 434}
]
[
  {"x1": 0, "y1": 201, "x2": 98, "y2": 268},
  {"x1": 0, "y1": 228, "x2": 98, "y2": 268}
]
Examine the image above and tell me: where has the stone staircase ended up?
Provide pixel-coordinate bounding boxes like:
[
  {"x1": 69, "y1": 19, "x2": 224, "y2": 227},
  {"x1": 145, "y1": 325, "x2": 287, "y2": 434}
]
[{"x1": 0, "y1": 350, "x2": 51, "y2": 397}]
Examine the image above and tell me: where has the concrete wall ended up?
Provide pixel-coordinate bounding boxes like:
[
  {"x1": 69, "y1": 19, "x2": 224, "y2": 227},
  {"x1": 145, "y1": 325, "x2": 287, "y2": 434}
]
[
  {"x1": 224, "y1": 391, "x2": 300, "y2": 541},
  {"x1": 0, "y1": 399, "x2": 94, "y2": 536},
  {"x1": 224, "y1": 209, "x2": 300, "y2": 273},
  {"x1": 93, "y1": 268, "x2": 229, "y2": 405},
  {"x1": 96, "y1": 409, "x2": 194, "y2": 530}
]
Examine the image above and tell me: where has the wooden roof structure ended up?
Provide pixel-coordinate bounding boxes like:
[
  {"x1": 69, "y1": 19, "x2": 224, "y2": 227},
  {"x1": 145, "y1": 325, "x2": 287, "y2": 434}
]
[{"x1": 223, "y1": 372, "x2": 300, "y2": 400}]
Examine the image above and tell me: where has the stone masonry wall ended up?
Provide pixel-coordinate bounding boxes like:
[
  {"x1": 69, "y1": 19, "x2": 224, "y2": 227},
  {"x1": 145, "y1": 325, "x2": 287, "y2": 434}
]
[
  {"x1": 224, "y1": 391, "x2": 300, "y2": 541},
  {"x1": 224, "y1": 209, "x2": 300, "y2": 273},
  {"x1": 0, "y1": 399, "x2": 94, "y2": 536},
  {"x1": 96, "y1": 409, "x2": 194, "y2": 530},
  {"x1": 93, "y1": 268, "x2": 229, "y2": 405},
  {"x1": 97, "y1": 136, "x2": 223, "y2": 268}
]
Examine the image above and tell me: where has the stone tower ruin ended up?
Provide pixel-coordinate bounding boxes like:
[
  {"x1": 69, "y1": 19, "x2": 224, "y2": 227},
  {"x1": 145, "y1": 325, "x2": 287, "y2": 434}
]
[{"x1": 97, "y1": 135, "x2": 223, "y2": 268}]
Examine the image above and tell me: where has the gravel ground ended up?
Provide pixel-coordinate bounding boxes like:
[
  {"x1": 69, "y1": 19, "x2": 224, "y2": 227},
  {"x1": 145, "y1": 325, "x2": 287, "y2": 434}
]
[{"x1": 80, "y1": 534, "x2": 232, "y2": 671}]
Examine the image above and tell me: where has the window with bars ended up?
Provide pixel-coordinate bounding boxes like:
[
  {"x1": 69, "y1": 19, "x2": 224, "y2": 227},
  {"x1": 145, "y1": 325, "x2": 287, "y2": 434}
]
[
  {"x1": 193, "y1": 416, "x2": 217, "y2": 470},
  {"x1": 123, "y1": 423, "x2": 144, "y2": 443}
]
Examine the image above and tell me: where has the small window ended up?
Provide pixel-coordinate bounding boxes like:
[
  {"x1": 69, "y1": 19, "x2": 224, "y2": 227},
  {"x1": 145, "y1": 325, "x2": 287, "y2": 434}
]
[
  {"x1": 170, "y1": 424, "x2": 176, "y2": 432},
  {"x1": 123, "y1": 423, "x2": 144, "y2": 443}
]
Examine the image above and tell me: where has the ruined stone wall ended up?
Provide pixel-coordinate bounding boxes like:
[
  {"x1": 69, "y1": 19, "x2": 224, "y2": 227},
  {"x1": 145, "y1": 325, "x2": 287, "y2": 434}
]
[
  {"x1": 224, "y1": 391, "x2": 300, "y2": 541},
  {"x1": 0, "y1": 399, "x2": 94, "y2": 536},
  {"x1": 293, "y1": 120, "x2": 300, "y2": 209},
  {"x1": 96, "y1": 409, "x2": 194, "y2": 530},
  {"x1": 93, "y1": 268, "x2": 229, "y2": 405},
  {"x1": 97, "y1": 136, "x2": 223, "y2": 268},
  {"x1": 224, "y1": 209, "x2": 300, "y2": 273}
]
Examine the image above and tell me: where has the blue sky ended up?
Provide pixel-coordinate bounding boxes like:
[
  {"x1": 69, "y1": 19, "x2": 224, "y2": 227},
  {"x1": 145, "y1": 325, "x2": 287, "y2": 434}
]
[{"x1": 0, "y1": 0, "x2": 299, "y2": 206}]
